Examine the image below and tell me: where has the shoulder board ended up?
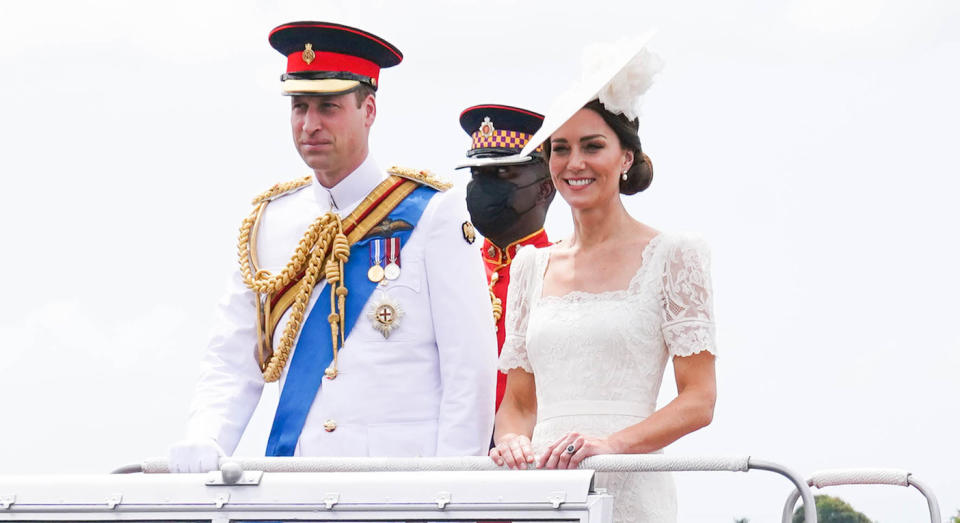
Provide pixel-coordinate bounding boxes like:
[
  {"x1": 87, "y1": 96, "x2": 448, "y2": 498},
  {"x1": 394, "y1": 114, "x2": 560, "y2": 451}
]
[
  {"x1": 387, "y1": 166, "x2": 452, "y2": 192},
  {"x1": 251, "y1": 176, "x2": 313, "y2": 205}
]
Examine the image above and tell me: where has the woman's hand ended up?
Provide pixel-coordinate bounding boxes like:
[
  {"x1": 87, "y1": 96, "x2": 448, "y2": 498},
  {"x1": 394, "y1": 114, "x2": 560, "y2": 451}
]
[
  {"x1": 489, "y1": 433, "x2": 537, "y2": 469},
  {"x1": 538, "y1": 431, "x2": 620, "y2": 469}
]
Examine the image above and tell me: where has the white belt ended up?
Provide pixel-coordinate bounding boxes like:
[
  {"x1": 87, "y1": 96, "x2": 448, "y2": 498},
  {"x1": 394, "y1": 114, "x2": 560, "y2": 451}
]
[{"x1": 538, "y1": 400, "x2": 652, "y2": 422}]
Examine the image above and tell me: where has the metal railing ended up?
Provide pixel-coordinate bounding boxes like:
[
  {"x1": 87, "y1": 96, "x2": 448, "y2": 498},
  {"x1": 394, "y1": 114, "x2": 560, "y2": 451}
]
[
  {"x1": 780, "y1": 468, "x2": 941, "y2": 523},
  {"x1": 112, "y1": 454, "x2": 819, "y2": 523}
]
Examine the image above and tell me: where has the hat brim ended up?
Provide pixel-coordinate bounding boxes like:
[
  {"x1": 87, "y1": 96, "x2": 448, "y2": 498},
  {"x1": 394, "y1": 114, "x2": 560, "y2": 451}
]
[
  {"x1": 520, "y1": 30, "x2": 657, "y2": 158},
  {"x1": 281, "y1": 78, "x2": 361, "y2": 95},
  {"x1": 455, "y1": 154, "x2": 537, "y2": 170}
]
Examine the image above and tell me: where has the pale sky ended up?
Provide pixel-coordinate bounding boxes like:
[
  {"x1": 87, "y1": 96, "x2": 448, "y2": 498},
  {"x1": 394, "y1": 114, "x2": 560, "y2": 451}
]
[{"x1": 1, "y1": 1, "x2": 958, "y2": 521}]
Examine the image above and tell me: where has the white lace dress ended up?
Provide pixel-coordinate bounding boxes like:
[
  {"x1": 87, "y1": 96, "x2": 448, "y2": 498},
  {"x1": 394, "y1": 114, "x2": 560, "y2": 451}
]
[{"x1": 499, "y1": 233, "x2": 717, "y2": 523}]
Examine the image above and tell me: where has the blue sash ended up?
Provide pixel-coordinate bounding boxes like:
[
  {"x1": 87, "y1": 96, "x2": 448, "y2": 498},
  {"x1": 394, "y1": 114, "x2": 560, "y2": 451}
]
[{"x1": 265, "y1": 185, "x2": 437, "y2": 456}]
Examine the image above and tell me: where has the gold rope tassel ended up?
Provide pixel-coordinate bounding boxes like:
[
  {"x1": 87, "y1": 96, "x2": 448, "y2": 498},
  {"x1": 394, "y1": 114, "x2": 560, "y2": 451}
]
[
  {"x1": 488, "y1": 270, "x2": 503, "y2": 329},
  {"x1": 322, "y1": 218, "x2": 351, "y2": 380},
  {"x1": 490, "y1": 287, "x2": 503, "y2": 324}
]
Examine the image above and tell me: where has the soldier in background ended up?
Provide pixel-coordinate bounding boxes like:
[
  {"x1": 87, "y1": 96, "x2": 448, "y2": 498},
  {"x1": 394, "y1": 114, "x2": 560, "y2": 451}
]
[{"x1": 457, "y1": 104, "x2": 555, "y2": 412}]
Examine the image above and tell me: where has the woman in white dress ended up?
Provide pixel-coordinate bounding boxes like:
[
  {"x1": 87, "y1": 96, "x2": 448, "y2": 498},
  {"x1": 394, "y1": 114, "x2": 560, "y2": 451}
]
[{"x1": 489, "y1": 38, "x2": 718, "y2": 522}]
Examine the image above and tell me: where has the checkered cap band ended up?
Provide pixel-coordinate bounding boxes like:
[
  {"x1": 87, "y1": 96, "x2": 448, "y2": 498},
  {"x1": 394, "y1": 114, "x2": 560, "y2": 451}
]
[{"x1": 471, "y1": 130, "x2": 543, "y2": 153}]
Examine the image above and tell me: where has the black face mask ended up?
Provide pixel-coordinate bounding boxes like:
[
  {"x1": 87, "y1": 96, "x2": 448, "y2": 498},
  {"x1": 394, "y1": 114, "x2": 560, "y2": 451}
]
[{"x1": 465, "y1": 175, "x2": 544, "y2": 240}]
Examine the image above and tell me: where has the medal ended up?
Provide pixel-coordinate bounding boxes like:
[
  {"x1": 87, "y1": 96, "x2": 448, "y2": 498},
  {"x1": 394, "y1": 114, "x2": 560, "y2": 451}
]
[
  {"x1": 368, "y1": 238, "x2": 385, "y2": 282},
  {"x1": 367, "y1": 265, "x2": 385, "y2": 282},
  {"x1": 384, "y1": 263, "x2": 400, "y2": 280},
  {"x1": 384, "y1": 237, "x2": 401, "y2": 280},
  {"x1": 368, "y1": 292, "x2": 403, "y2": 339}
]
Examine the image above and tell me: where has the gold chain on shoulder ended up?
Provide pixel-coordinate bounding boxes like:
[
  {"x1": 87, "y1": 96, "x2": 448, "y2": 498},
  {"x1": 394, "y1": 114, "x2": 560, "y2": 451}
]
[{"x1": 387, "y1": 166, "x2": 452, "y2": 191}]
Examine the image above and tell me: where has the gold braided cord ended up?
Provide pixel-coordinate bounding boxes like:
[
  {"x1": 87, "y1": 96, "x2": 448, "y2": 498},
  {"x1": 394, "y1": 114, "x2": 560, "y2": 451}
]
[
  {"x1": 238, "y1": 176, "x2": 315, "y2": 303},
  {"x1": 264, "y1": 218, "x2": 353, "y2": 382},
  {"x1": 490, "y1": 287, "x2": 503, "y2": 324},
  {"x1": 488, "y1": 268, "x2": 505, "y2": 328},
  {"x1": 238, "y1": 177, "x2": 345, "y2": 382},
  {"x1": 238, "y1": 175, "x2": 420, "y2": 382},
  {"x1": 262, "y1": 226, "x2": 331, "y2": 381},
  {"x1": 237, "y1": 176, "x2": 316, "y2": 293},
  {"x1": 241, "y1": 173, "x2": 446, "y2": 381},
  {"x1": 252, "y1": 176, "x2": 312, "y2": 205},
  {"x1": 239, "y1": 213, "x2": 333, "y2": 296}
]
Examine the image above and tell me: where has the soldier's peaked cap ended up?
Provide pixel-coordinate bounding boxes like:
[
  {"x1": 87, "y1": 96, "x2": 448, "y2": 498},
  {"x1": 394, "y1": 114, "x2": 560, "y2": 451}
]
[
  {"x1": 459, "y1": 104, "x2": 544, "y2": 160},
  {"x1": 269, "y1": 21, "x2": 403, "y2": 96}
]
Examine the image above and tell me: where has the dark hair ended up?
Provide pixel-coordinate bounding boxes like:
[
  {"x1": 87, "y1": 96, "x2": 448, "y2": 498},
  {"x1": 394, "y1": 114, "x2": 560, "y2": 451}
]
[
  {"x1": 544, "y1": 99, "x2": 653, "y2": 195},
  {"x1": 353, "y1": 84, "x2": 376, "y2": 108}
]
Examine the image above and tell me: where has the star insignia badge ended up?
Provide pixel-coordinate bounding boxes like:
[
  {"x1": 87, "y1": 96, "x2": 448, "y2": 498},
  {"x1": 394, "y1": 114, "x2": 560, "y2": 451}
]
[
  {"x1": 368, "y1": 293, "x2": 403, "y2": 339},
  {"x1": 479, "y1": 116, "x2": 495, "y2": 138}
]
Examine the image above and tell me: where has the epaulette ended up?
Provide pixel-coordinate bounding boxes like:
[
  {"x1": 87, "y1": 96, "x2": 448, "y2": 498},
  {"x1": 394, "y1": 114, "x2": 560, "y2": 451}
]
[
  {"x1": 251, "y1": 176, "x2": 313, "y2": 205},
  {"x1": 387, "y1": 166, "x2": 452, "y2": 192}
]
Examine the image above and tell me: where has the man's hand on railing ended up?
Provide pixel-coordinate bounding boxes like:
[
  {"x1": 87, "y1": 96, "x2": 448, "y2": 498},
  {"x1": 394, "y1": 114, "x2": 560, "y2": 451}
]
[{"x1": 167, "y1": 437, "x2": 224, "y2": 473}]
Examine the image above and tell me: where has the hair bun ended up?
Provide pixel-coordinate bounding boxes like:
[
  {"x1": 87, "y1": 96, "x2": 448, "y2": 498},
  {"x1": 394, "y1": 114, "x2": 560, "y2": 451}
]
[{"x1": 620, "y1": 152, "x2": 653, "y2": 195}]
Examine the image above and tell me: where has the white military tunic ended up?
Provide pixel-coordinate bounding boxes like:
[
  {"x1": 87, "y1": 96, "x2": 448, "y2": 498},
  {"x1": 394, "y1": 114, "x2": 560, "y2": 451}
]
[{"x1": 186, "y1": 156, "x2": 498, "y2": 457}]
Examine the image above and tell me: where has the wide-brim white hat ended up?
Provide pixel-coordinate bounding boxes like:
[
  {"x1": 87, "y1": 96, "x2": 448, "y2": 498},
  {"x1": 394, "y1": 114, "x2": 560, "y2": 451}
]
[{"x1": 465, "y1": 31, "x2": 658, "y2": 170}]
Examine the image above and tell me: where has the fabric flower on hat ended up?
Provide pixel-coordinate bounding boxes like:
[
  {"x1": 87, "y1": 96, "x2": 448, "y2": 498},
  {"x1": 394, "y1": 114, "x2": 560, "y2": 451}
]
[{"x1": 582, "y1": 37, "x2": 664, "y2": 121}]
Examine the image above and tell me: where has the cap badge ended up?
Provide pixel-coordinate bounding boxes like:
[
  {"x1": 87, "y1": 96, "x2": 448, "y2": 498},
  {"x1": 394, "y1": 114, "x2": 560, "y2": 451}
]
[
  {"x1": 462, "y1": 221, "x2": 476, "y2": 244},
  {"x1": 302, "y1": 43, "x2": 316, "y2": 65},
  {"x1": 479, "y1": 117, "x2": 495, "y2": 138},
  {"x1": 368, "y1": 293, "x2": 403, "y2": 339}
]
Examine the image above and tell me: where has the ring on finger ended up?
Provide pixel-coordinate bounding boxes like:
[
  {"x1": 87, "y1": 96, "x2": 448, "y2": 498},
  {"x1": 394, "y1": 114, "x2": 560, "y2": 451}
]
[{"x1": 565, "y1": 443, "x2": 577, "y2": 455}]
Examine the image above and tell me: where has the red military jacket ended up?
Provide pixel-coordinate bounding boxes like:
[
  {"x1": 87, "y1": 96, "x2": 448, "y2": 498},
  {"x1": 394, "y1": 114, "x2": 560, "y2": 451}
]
[{"x1": 482, "y1": 228, "x2": 551, "y2": 411}]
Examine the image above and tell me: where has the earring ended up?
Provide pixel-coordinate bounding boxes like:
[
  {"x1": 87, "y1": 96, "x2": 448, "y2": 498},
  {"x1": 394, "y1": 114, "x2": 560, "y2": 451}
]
[{"x1": 621, "y1": 170, "x2": 628, "y2": 181}]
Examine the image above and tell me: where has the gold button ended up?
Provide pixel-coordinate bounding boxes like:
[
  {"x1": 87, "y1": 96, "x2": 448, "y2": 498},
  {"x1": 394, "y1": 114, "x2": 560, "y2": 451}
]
[{"x1": 323, "y1": 419, "x2": 337, "y2": 432}]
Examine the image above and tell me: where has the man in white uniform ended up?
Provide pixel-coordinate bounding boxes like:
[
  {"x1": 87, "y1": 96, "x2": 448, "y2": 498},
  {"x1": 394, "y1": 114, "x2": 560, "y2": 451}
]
[{"x1": 168, "y1": 21, "x2": 497, "y2": 472}]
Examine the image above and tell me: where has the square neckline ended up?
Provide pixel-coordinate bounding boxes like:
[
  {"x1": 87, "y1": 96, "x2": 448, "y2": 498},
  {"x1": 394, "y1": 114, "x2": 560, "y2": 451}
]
[{"x1": 537, "y1": 233, "x2": 664, "y2": 302}]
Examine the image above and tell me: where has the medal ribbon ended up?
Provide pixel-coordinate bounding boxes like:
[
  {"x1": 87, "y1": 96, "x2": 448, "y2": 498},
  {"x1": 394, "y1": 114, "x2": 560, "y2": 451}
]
[
  {"x1": 386, "y1": 237, "x2": 401, "y2": 268},
  {"x1": 369, "y1": 238, "x2": 384, "y2": 270},
  {"x1": 265, "y1": 184, "x2": 438, "y2": 457}
]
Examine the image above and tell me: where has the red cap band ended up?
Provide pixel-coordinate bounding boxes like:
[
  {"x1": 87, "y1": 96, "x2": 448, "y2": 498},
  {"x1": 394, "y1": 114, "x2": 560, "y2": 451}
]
[{"x1": 286, "y1": 50, "x2": 380, "y2": 82}]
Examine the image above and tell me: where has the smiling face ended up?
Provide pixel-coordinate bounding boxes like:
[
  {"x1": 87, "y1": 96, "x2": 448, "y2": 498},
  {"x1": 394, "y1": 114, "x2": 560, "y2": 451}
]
[
  {"x1": 290, "y1": 92, "x2": 376, "y2": 184},
  {"x1": 548, "y1": 108, "x2": 634, "y2": 210}
]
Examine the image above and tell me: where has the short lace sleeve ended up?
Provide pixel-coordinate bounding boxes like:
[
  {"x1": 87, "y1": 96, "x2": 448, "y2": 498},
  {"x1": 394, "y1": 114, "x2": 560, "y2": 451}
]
[
  {"x1": 498, "y1": 246, "x2": 538, "y2": 373},
  {"x1": 661, "y1": 235, "x2": 717, "y2": 357}
]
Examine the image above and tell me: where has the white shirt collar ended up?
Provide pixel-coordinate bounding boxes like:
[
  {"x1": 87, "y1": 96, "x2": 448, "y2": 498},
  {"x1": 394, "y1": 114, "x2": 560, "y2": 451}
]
[{"x1": 311, "y1": 155, "x2": 385, "y2": 214}]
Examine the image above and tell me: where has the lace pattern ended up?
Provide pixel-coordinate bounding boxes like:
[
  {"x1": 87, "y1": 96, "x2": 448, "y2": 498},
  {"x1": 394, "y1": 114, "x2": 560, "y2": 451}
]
[
  {"x1": 498, "y1": 246, "x2": 537, "y2": 373},
  {"x1": 662, "y1": 235, "x2": 717, "y2": 357},
  {"x1": 496, "y1": 232, "x2": 716, "y2": 523}
]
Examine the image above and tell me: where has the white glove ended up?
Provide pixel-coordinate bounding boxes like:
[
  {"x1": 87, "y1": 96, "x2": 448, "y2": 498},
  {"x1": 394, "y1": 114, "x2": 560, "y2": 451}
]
[{"x1": 168, "y1": 437, "x2": 224, "y2": 473}]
